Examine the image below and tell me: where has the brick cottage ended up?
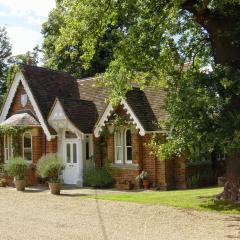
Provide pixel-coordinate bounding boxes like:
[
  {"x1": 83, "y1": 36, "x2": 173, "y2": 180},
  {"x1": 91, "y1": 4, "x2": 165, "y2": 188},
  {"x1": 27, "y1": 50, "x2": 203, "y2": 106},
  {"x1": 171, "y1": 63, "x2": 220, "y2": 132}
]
[{"x1": 0, "y1": 65, "x2": 188, "y2": 189}]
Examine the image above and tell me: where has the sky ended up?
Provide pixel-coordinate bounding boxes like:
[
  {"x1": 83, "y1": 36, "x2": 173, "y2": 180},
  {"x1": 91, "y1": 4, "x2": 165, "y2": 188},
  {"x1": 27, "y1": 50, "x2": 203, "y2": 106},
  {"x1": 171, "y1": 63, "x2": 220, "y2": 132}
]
[{"x1": 0, "y1": 0, "x2": 55, "y2": 56}]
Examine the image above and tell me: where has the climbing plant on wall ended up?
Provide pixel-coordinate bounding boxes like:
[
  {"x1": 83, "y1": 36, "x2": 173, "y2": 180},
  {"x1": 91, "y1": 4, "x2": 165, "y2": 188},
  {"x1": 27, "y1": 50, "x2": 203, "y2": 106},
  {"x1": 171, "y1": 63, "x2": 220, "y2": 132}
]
[{"x1": 0, "y1": 125, "x2": 29, "y2": 157}]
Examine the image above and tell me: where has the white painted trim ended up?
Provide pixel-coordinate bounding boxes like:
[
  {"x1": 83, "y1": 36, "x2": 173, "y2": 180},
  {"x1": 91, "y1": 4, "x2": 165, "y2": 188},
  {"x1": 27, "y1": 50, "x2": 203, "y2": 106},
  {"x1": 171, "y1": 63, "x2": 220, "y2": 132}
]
[
  {"x1": 114, "y1": 129, "x2": 124, "y2": 164},
  {"x1": 120, "y1": 98, "x2": 145, "y2": 136},
  {"x1": 22, "y1": 132, "x2": 32, "y2": 163},
  {"x1": 124, "y1": 128, "x2": 133, "y2": 164},
  {"x1": 94, "y1": 103, "x2": 114, "y2": 137},
  {"x1": 0, "y1": 71, "x2": 52, "y2": 140},
  {"x1": 48, "y1": 99, "x2": 84, "y2": 139},
  {"x1": 4, "y1": 135, "x2": 12, "y2": 162},
  {"x1": 94, "y1": 98, "x2": 146, "y2": 137}
]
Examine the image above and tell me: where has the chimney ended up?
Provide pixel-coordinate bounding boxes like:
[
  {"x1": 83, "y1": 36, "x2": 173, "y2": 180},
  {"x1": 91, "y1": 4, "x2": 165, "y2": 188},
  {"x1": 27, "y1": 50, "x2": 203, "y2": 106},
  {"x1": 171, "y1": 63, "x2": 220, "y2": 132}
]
[{"x1": 27, "y1": 57, "x2": 33, "y2": 65}]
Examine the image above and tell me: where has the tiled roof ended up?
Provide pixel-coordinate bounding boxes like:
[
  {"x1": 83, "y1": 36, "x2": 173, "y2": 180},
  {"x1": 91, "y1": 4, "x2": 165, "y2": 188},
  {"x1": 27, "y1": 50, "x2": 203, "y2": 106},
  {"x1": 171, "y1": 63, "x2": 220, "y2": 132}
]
[
  {"x1": 1, "y1": 111, "x2": 40, "y2": 126},
  {"x1": 58, "y1": 98, "x2": 98, "y2": 134},
  {"x1": 21, "y1": 65, "x2": 168, "y2": 134}
]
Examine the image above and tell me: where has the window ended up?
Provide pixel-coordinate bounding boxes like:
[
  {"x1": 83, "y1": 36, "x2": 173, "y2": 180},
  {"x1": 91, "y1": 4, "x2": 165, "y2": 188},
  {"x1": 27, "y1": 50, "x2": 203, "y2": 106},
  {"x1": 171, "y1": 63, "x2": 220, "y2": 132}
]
[
  {"x1": 4, "y1": 135, "x2": 12, "y2": 162},
  {"x1": 114, "y1": 129, "x2": 123, "y2": 163},
  {"x1": 65, "y1": 131, "x2": 77, "y2": 139},
  {"x1": 86, "y1": 141, "x2": 90, "y2": 160},
  {"x1": 23, "y1": 132, "x2": 32, "y2": 162},
  {"x1": 114, "y1": 129, "x2": 133, "y2": 164},
  {"x1": 125, "y1": 129, "x2": 133, "y2": 164}
]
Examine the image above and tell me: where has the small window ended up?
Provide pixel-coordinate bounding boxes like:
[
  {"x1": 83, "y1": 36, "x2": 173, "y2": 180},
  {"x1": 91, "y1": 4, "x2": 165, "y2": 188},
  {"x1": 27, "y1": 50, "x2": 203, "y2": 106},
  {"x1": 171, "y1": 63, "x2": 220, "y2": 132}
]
[
  {"x1": 4, "y1": 135, "x2": 12, "y2": 162},
  {"x1": 65, "y1": 131, "x2": 77, "y2": 139},
  {"x1": 125, "y1": 129, "x2": 133, "y2": 163},
  {"x1": 21, "y1": 94, "x2": 28, "y2": 107},
  {"x1": 23, "y1": 132, "x2": 32, "y2": 162},
  {"x1": 114, "y1": 130, "x2": 123, "y2": 164}
]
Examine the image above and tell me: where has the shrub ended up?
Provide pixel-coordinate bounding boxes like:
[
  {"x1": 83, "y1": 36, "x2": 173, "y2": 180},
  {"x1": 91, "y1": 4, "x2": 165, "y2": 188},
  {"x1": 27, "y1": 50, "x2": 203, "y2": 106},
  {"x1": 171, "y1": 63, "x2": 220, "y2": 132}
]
[
  {"x1": 37, "y1": 154, "x2": 65, "y2": 183},
  {"x1": 83, "y1": 167, "x2": 114, "y2": 188},
  {"x1": 4, "y1": 157, "x2": 28, "y2": 180},
  {"x1": 187, "y1": 174, "x2": 201, "y2": 188}
]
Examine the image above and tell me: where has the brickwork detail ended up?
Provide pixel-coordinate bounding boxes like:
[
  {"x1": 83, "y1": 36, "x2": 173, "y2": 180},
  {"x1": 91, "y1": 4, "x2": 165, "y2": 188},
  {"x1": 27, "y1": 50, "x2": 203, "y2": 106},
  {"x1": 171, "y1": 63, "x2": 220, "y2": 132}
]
[{"x1": 8, "y1": 83, "x2": 36, "y2": 117}]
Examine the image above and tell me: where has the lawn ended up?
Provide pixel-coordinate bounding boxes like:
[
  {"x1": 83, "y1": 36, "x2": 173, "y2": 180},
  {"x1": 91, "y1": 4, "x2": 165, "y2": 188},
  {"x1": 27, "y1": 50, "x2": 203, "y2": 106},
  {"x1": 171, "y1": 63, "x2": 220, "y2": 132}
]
[{"x1": 91, "y1": 187, "x2": 240, "y2": 215}]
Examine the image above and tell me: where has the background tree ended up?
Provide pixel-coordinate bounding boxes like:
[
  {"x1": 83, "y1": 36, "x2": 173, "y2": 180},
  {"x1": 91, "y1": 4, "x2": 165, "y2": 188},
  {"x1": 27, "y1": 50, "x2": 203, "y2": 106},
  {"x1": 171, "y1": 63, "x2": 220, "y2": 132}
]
[
  {"x1": 43, "y1": 0, "x2": 240, "y2": 201},
  {"x1": 6, "y1": 46, "x2": 40, "y2": 92},
  {"x1": 42, "y1": 0, "x2": 119, "y2": 78},
  {"x1": 0, "y1": 26, "x2": 12, "y2": 103}
]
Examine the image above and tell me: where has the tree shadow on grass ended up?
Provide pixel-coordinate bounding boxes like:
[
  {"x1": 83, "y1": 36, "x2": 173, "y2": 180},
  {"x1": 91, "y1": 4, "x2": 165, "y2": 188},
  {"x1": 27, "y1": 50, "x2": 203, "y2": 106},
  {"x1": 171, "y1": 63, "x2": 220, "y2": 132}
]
[{"x1": 199, "y1": 197, "x2": 240, "y2": 214}]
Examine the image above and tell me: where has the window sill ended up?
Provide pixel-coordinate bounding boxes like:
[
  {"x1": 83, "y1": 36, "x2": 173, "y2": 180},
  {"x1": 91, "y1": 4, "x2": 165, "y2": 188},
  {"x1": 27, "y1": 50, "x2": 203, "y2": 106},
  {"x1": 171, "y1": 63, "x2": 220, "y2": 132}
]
[{"x1": 111, "y1": 163, "x2": 139, "y2": 170}]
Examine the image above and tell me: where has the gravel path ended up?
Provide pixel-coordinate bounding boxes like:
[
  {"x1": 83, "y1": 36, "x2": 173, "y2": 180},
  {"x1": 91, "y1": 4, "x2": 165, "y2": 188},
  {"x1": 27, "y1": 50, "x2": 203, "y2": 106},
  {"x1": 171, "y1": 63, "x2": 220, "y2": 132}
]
[{"x1": 0, "y1": 187, "x2": 239, "y2": 240}]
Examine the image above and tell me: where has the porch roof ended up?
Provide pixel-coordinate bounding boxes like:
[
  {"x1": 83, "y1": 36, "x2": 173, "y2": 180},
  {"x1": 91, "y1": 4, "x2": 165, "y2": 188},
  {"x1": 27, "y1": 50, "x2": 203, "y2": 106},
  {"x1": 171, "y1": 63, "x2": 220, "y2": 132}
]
[{"x1": 0, "y1": 112, "x2": 40, "y2": 126}]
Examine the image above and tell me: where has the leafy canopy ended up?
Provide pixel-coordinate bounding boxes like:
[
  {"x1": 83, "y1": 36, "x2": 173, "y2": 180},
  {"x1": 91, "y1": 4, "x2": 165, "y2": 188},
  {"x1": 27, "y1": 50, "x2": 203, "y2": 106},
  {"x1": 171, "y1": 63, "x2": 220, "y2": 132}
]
[{"x1": 43, "y1": 0, "x2": 240, "y2": 160}]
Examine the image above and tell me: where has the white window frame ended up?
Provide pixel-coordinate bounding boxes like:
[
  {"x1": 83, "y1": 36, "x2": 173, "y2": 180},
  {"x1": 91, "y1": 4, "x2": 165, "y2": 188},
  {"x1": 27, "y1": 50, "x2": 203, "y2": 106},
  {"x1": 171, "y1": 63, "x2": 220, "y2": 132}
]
[
  {"x1": 4, "y1": 135, "x2": 12, "y2": 162},
  {"x1": 23, "y1": 132, "x2": 32, "y2": 163},
  {"x1": 114, "y1": 129, "x2": 124, "y2": 164},
  {"x1": 124, "y1": 129, "x2": 133, "y2": 164}
]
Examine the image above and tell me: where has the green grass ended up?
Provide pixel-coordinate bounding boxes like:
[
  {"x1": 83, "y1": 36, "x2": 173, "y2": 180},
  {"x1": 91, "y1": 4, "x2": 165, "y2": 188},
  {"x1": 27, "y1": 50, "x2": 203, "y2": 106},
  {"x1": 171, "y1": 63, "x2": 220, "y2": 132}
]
[{"x1": 90, "y1": 187, "x2": 240, "y2": 215}]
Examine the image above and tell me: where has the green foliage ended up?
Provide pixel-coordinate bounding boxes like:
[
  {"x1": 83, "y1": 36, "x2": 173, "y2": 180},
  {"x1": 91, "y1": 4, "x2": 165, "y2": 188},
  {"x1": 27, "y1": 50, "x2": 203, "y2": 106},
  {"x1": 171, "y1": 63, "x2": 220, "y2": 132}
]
[
  {"x1": 4, "y1": 157, "x2": 28, "y2": 179},
  {"x1": 42, "y1": 1, "x2": 240, "y2": 163},
  {"x1": 42, "y1": 1, "x2": 117, "y2": 78},
  {"x1": 187, "y1": 169, "x2": 216, "y2": 189},
  {"x1": 109, "y1": 113, "x2": 130, "y2": 128},
  {"x1": 0, "y1": 125, "x2": 28, "y2": 157},
  {"x1": 36, "y1": 154, "x2": 65, "y2": 183},
  {"x1": 83, "y1": 166, "x2": 114, "y2": 188},
  {"x1": 0, "y1": 26, "x2": 12, "y2": 104}
]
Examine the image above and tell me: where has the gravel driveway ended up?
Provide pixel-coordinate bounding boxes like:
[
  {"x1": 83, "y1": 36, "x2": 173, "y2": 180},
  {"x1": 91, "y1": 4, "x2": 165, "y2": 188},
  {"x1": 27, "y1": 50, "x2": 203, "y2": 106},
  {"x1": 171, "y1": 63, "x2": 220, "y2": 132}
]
[{"x1": 0, "y1": 187, "x2": 239, "y2": 240}]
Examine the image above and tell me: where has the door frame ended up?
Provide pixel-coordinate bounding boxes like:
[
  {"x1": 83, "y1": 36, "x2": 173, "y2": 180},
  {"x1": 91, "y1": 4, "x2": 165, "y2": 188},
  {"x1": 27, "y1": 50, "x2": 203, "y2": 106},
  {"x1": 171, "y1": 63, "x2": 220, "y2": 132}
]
[{"x1": 59, "y1": 129, "x2": 83, "y2": 186}]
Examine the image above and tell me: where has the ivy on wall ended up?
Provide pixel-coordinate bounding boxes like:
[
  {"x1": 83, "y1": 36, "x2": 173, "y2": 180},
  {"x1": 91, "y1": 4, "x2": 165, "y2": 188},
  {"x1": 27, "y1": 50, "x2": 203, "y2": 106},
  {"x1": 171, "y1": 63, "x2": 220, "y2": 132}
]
[{"x1": 0, "y1": 125, "x2": 29, "y2": 157}]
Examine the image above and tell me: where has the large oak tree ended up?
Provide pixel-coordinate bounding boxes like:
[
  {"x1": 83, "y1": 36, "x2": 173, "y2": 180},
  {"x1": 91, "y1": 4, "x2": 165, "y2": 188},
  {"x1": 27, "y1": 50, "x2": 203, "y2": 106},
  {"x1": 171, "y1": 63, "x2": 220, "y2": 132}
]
[{"x1": 43, "y1": 0, "x2": 240, "y2": 201}]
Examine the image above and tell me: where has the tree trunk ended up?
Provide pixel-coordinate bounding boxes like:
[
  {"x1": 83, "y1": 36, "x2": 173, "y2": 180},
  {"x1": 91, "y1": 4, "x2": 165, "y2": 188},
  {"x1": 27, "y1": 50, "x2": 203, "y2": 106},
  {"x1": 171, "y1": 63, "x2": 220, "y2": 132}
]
[{"x1": 182, "y1": 1, "x2": 240, "y2": 201}]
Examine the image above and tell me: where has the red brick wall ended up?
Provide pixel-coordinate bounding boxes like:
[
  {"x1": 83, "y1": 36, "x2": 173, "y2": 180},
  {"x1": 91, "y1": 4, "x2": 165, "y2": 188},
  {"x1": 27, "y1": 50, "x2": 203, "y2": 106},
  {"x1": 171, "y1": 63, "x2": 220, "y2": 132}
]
[
  {"x1": 46, "y1": 138, "x2": 58, "y2": 154},
  {"x1": 2, "y1": 83, "x2": 57, "y2": 185},
  {"x1": 8, "y1": 83, "x2": 36, "y2": 117}
]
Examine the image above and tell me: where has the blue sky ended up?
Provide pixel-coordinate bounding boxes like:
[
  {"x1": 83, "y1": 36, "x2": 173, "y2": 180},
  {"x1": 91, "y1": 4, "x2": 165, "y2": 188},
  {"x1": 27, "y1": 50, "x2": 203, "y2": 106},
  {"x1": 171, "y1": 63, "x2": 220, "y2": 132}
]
[{"x1": 0, "y1": 0, "x2": 55, "y2": 55}]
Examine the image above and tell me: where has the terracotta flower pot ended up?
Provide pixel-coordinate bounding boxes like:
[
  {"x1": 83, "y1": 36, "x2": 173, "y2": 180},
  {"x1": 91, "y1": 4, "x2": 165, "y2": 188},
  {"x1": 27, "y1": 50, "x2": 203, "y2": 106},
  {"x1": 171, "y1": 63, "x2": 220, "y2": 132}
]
[
  {"x1": 48, "y1": 182, "x2": 61, "y2": 195},
  {"x1": 143, "y1": 179, "x2": 150, "y2": 189},
  {"x1": 14, "y1": 178, "x2": 26, "y2": 191}
]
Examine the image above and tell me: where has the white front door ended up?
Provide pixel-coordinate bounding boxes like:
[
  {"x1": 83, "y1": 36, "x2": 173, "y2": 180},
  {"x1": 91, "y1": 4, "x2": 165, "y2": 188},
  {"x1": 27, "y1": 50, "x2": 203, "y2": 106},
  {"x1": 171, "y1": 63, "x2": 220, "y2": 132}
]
[{"x1": 63, "y1": 141, "x2": 79, "y2": 184}]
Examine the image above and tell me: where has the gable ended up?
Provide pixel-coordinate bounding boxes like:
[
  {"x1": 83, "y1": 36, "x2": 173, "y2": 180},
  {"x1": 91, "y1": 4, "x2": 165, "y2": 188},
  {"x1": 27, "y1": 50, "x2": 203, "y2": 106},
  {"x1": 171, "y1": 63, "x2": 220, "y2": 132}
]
[
  {"x1": 94, "y1": 98, "x2": 145, "y2": 137},
  {"x1": 48, "y1": 99, "x2": 83, "y2": 138},
  {"x1": 0, "y1": 71, "x2": 52, "y2": 140},
  {"x1": 8, "y1": 82, "x2": 36, "y2": 118}
]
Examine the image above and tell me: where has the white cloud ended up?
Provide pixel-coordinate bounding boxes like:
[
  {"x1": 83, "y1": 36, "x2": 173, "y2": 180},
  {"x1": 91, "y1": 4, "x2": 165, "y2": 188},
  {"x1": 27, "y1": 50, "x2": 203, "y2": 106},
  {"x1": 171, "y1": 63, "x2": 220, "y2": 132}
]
[
  {"x1": 0, "y1": 0, "x2": 55, "y2": 18},
  {"x1": 0, "y1": 1, "x2": 56, "y2": 55},
  {"x1": 7, "y1": 26, "x2": 42, "y2": 55}
]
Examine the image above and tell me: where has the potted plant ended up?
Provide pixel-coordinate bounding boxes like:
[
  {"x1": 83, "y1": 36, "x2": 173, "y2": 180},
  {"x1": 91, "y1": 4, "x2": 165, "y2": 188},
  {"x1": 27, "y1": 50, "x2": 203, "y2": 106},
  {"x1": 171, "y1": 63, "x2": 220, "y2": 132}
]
[
  {"x1": 37, "y1": 154, "x2": 65, "y2": 195},
  {"x1": 136, "y1": 171, "x2": 150, "y2": 189},
  {"x1": 4, "y1": 157, "x2": 28, "y2": 191}
]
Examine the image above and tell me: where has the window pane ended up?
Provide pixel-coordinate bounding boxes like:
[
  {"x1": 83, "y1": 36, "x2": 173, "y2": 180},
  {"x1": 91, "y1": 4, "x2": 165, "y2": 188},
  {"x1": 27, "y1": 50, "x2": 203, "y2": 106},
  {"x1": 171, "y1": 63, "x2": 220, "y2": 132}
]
[
  {"x1": 73, "y1": 143, "x2": 77, "y2": 163},
  {"x1": 66, "y1": 143, "x2": 71, "y2": 163},
  {"x1": 24, "y1": 133, "x2": 31, "y2": 148},
  {"x1": 115, "y1": 130, "x2": 122, "y2": 145},
  {"x1": 116, "y1": 147, "x2": 123, "y2": 161},
  {"x1": 126, "y1": 130, "x2": 132, "y2": 146},
  {"x1": 24, "y1": 149, "x2": 32, "y2": 161},
  {"x1": 127, "y1": 147, "x2": 132, "y2": 161},
  {"x1": 86, "y1": 142, "x2": 90, "y2": 160}
]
